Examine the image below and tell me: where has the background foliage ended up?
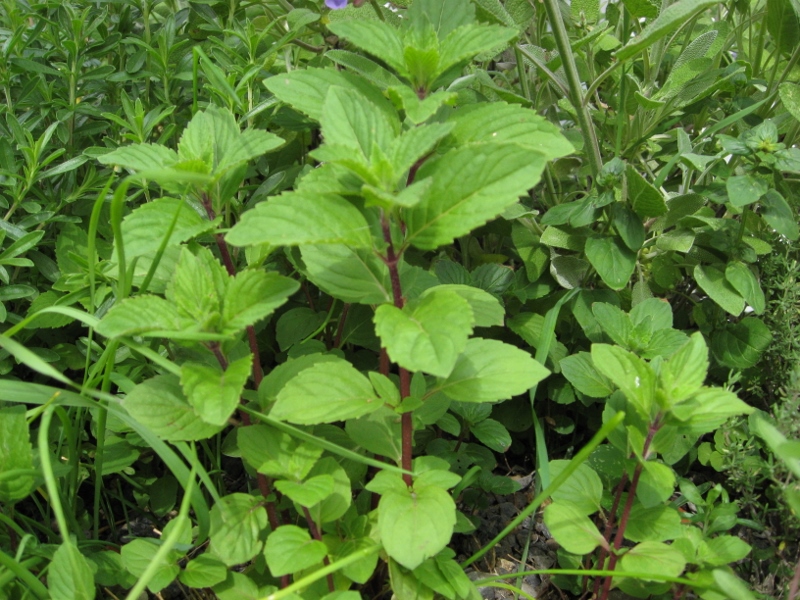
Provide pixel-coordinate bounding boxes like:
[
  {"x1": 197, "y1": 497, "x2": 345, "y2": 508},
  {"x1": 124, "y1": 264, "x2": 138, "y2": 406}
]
[{"x1": 0, "y1": 0, "x2": 799, "y2": 598}]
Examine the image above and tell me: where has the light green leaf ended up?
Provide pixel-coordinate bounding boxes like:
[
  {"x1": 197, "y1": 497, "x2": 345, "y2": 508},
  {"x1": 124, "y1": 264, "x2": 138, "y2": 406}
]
[
  {"x1": 264, "y1": 525, "x2": 328, "y2": 577},
  {"x1": 779, "y1": 82, "x2": 800, "y2": 123},
  {"x1": 591, "y1": 344, "x2": 655, "y2": 418},
  {"x1": 123, "y1": 375, "x2": 224, "y2": 441},
  {"x1": 408, "y1": 0, "x2": 475, "y2": 37},
  {"x1": 726, "y1": 174, "x2": 768, "y2": 208},
  {"x1": 549, "y1": 461, "x2": 603, "y2": 515},
  {"x1": 711, "y1": 317, "x2": 772, "y2": 369},
  {"x1": 179, "y1": 554, "x2": 228, "y2": 589},
  {"x1": 271, "y1": 358, "x2": 381, "y2": 424},
  {"x1": 97, "y1": 142, "x2": 178, "y2": 172},
  {"x1": 347, "y1": 408, "x2": 403, "y2": 462},
  {"x1": 637, "y1": 461, "x2": 675, "y2": 507},
  {"x1": 616, "y1": 0, "x2": 719, "y2": 62},
  {"x1": 625, "y1": 505, "x2": 684, "y2": 542},
  {"x1": 378, "y1": 484, "x2": 456, "y2": 569},
  {"x1": 406, "y1": 143, "x2": 548, "y2": 250},
  {"x1": 712, "y1": 569, "x2": 756, "y2": 600},
  {"x1": 327, "y1": 21, "x2": 407, "y2": 74},
  {"x1": 121, "y1": 539, "x2": 180, "y2": 593},
  {"x1": 437, "y1": 338, "x2": 549, "y2": 403},
  {"x1": 120, "y1": 197, "x2": 214, "y2": 259},
  {"x1": 222, "y1": 271, "x2": 299, "y2": 333},
  {"x1": 420, "y1": 284, "x2": 504, "y2": 327},
  {"x1": 375, "y1": 289, "x2": 474, "y2": 377},
  {"x1": 661, "y1": 332, "x2": 708, "y2": 403},
  {"x1": 700, "y1": 536, "x2": 752, "y2": 566},
  {"x1": 693, "y1": 264, "x2": 745, "y2": 316},
  {"x1": 671, "y1": 388, "x2": 753, "y2": 435},
  {"x1": 238, "y1": 425, "x2": 323, "y2": 480},
  {"x1": 592, "y1": 302, "x2": 632, "y2": 346},
  {"x1": 438, "y1": 25, "x2": 517, "y2": 73},
  {"x1": 626, "y1": 166, "x2": 667, "y2": 217},
  {"x1": 618, "y1": 541, "x2": 686, "y2": 579},
  {"x1": 301, "y1": 244, "x2": 393, "y2": 305},
  {"x1": 49, "y1": 543, "x2": 96, "y2": 600},
  {"x1": 275, "y1": 475, "x2": 335, "y2": 508},
  {"x1": 585, "y1": 236, "x2": 637, "y2": 290},
  {"x1": 560, "y1": 352, "x2": 615, "y2": 398},
  {"x1": 227, "y1": 192, "x2": 372, "y2": 248},
  {"x1": 543, "y1": 501, "x2": 605, "y2": 554},
  {"x1": 181, "y1": 355, "x2": 251, "y2": 426},
  {"x1": 389, "y1": 122, "x2": 454, "y2": 179},
  {"x1": 0, "y1": 406, "x2": 35, "y2": 503},
  {"x1": 96, "y1": 296, "x2": 187, "y2": 338},
  {"x1": 209, "y1": 493, "x2": 268, "y2": 566},
  {"x1": 320, "y1": 86, "x2": 397, "y2": 160},
  {"x1": 168, "y1": 246, "x2": 221, "y2": 324},
  {"x1": 305, "y1": 457, "x2": 353, "y2": 523}
]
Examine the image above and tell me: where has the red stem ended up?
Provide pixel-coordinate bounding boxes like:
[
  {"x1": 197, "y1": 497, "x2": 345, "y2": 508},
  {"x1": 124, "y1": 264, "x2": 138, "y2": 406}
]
[
  {"x1": 303, "y1": 506, "x2": 335, "y2": 592},
  {"x1": 592, "y1": 471, "x2": 630, "y2": 597}
]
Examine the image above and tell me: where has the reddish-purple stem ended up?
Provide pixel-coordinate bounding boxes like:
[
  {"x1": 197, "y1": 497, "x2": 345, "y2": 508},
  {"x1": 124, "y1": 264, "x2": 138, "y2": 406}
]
[{"x1": 303, "y1": 506, "x2": 335, "y2": 592}]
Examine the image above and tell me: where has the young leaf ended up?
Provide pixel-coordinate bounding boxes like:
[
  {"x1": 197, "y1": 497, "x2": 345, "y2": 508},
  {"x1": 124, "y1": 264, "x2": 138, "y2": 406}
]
[
  {"x1": 378, "y1": 483, "x2": 456, "y2": 570},
  {"x1": 591, "y1": 344, "x2": 655, "y2": 419},
  {"x1": 0, "y1": 406, "x2": 35, "y2": 503},
  {"x1": 374, "y1": 288, "x2": 474, "y2": 377},
  {"x1": 406, "y1": 143, "x2": 549, "y2": 250},
  {"x1": 389, "y1": 122, "x2": 454, "y2": 179},
  {"x1": 327, "y1": 21, "x2": 407, "y2": 75},
  {"x1": 270, "y1": 358, "x2": 381, "y2": 424},
  {"x1": 181, "y1": 356, "x2": 251, "y2": 426},
  {"x1": 264, "y1": 525, "x2": 328, "y2": 577},
  {"x1": 209, "y1": 494, "x2": 268, "y2": 566},
  {"x1": 123, "y1": 375, "x2": 224, "y2": 441},
  {"x1": 436, "y1": 338, "x2": 549, "y2": 403},
  {"x1": 320, "y1": 86, "x2": 397, "y2": 160},
  {"x1": 275, "y1": 474, "x2": 335, "y2": 507},
  {"x1": 543, "y1": 501, "x2": 605, "y2": 554},
  {"x1": 222, "y1": 271, "x2": 299, "y2": 333},
  {"x1": 226, "y1": 192, "x2": 373, "y2": 248},
  {"x1": 168, "y1": 246, "x2": 222, "y2": 324}
]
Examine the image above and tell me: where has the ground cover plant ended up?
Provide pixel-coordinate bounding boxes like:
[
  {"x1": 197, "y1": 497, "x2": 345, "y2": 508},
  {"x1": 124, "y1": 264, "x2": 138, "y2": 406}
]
[{"x1": 0, "y1": 0, "x2": 799, "y2": 598}]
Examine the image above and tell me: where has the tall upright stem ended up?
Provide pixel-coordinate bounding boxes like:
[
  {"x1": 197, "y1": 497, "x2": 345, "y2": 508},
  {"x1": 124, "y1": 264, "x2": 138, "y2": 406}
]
[{"x1": 540, "y1": 0, "x2": 603, "y2": 178}]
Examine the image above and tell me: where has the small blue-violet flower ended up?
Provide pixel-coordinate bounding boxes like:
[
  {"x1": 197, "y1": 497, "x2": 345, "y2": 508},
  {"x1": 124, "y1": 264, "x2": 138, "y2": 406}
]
[{"x1": 325, "y1": 0, "x2": 348, "y2": 8}]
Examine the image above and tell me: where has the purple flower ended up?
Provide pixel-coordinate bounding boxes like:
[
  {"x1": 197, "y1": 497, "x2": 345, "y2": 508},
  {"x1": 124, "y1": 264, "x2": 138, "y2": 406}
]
[{"x1": 325, "y1": 0, "x2": 348, "y2": 8}]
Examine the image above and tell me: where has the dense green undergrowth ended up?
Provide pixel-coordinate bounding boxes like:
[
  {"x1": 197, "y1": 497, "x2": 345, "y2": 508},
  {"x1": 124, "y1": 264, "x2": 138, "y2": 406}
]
[{"x1": 0, "y1": 0, "x2": 799, "y2": 598}]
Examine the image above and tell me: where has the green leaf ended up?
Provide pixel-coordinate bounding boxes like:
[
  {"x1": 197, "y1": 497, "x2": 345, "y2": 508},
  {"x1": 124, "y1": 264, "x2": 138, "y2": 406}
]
[
  {"x1": 618, "y1": 541, "x2": 686, "y2": 579},
  {"x1": 471, "y1": 419, "x2": 512, "y2": 452},
  {"x1": 181, "y1": 356, "x2": 251, "y2": 426},
  {"x1": 95, "y1": 296, "x2": 187, "y2": 338},
  {"x1": 625, "y1": 505, "x2": 684, "y2": 542},
  {"x1": 560, "y1": 352, "x2": 615, "y2": 398},
  {"x1": 121, "y1": 197, "x2": 215, "y2": 259},
  {"x1": 168, "y1": 246, "x2": 222, "y2": 324},
  {"x1": 611, "y1": 203, "x2": 646, "y2": 251},
  {"x1": 779, "y1": 82, "x2": 800, "y2": 123},
  {"x1": 409, "y1": 0, "x2": 475, "y2": 37},
  {"x1": 375, "y1": 289, "x2": 474, "y2": 377},
  {"x1": 700, "y1": 536, "x2": 752, "y2": 566},
  {"x1": 711, "y1": 317, "x2": 772, "y2": 369},
  {"x1": 0, "y1": 406, "x2": 35, "y2": 503},
  {"x1": 761, "y1": 189, "x2": 799, "y2": 240},
  {"x1": 271, "y1": 358, "x2": 381, "y2": 424},
  {"x1": 222, "y1": 271, "x2": 299, "y2": 333},
  {"x1": 543, "y1": 501, "x2": 605, "y2": 554},
  {"x1": 586, "y1": 236, "x2": 637, "y2": 291},
  {"x1": 327, "y1": 21, "x2": 407, "y2": 75},
  {"x1": 712, "y1": 569, "x2": 756, "y2": 600},
  {"x1": 320, "y1": 86, "x2": 397, "y2": 160},
  {"x1": 549, "y1": 461, "x2": 603, "y2": 515},
  {"x1": 209, "y1": 494, "x2": 268, "y2": 566},
  {"x1": 406, "y1": 143, "x2": 549, "y2": 250},
  {"x1": 671, "y1": 388, "x2": 753, "y2": 435},
  {"x1": 227, "y1": 192, "x2": 372, "y2": 248},
  {"x1": 123, "y1": 375, "x2": 224, "y2": 441},
  {"x1": 264, "y1": 525, "x2": 328, "y2": 577},
  {"x1": 301, "y1": 244, "x2": 393, "y2": 305},
  {"x1": 305, "y1": 457, "x2": 353, "y2": 523},
  {"x1": 767, "y1": 0, "x2": 800, "y2": 56},
  {"x1": 179, "y1": 554, "x2": 228, "y2": 588},
  {"x1": 724, "y1": 262, "x2": 765, "y2": 314},
  {"x1": 438, "y1": 25, "x2": 517, "y2": 73},
  {"x1": 121, "y1": 539, "x2": 180, "y2": 593},
  {"x1": 592, "y1": 303, "x2": 632, "y2": 346},
  {"x1": 437, "y1": 338, "x2": 549, "y2": 403},
  {"x1": 448, "y1": 102, "x2": 575, "y2": 160},
  {"x1": 347, "y1": 408, "x2": 403, "y2": 462},
  {"x1": 591, "y1": 344, "x2": 655, "y2": 418},
  {"x1": 389, "y1": 123, "x2": 454, "y2": 180},
  {"x1": 419, "y1": 284, "x2": 504, "y2": 327},
  {"x1": 98, "y1": 142, "x2": 178, "y2": 172},
  {"x1": 615, "y1": 0, "x2": 719, "y2": 62},
  {"x1": 378, "y1": 483, "x2": 456, "y2": 569},
  {"x1": 239, "y1": 425, "x2": 322, "y2": 480},
  {"x1": 693, "y1": 265, "x2": 745, "y2": 316},
  {"x1": 626, "y1": 166, "x2": 667, "y2": 217},
  {"x1": 661, "y1": 333, "x2": 708, "y2": 403},
  {"x1": 726, "y1": 174, "x2": 768, "y2": 208},
  {"x1": 49, "y1": 543, "x2": 96, "y2": 600},
  {"x1": 637, "y1": 461, "x2": 675, "y2": 507},
  {"x1": 275, "y1": 474, "x2": 334, "y2": 508}
]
